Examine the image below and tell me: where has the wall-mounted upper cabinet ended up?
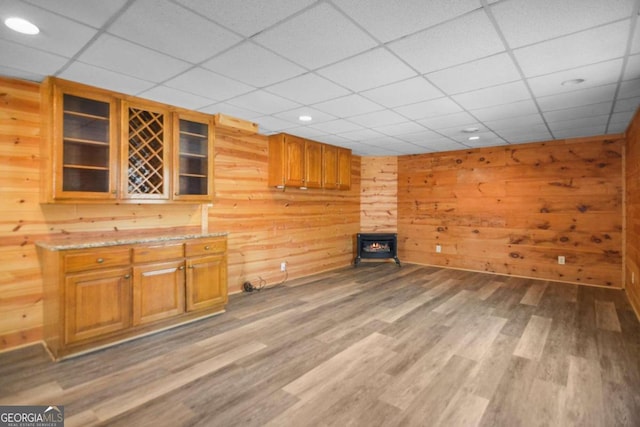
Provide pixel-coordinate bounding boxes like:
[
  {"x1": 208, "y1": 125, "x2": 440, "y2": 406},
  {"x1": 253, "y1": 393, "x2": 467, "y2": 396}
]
[
  {"x1": 41, "y1": 77, "x2": 215, "y2": 204},
  {"x1": 268, "y1": 133, "x2": 351, "y2": 190}
]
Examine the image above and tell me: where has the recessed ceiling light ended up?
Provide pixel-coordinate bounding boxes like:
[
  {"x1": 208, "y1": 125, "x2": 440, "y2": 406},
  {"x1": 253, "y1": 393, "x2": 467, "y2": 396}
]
[
  {"x1": 298, "y1": 115, "x2": 312, "y2": 122},
  {"x1": 468, "y1": 136, "x2": 480, "y2": 141},
  {"x1": 462, "y1": 127, "x2": 479, "y2": 133},
  {"x1": 4, "y1": 17, "x2": 40, "y2": 35},
  {"x1": 561, "y1": 78, "x2": 585, "y2": 86}
]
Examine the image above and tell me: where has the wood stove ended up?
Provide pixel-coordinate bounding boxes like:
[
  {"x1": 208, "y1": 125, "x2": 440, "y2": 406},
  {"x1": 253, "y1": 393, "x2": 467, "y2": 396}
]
[{"x1": 354, "y1": 233, "x2": 401, "y2": 266}]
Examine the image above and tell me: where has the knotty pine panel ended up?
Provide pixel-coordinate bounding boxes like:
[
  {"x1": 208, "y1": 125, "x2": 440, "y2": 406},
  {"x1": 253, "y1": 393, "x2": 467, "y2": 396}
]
[
  {"x1": 625, "y1": 107, "x2": 640, "y2": 317},
  {"x1": 360, "y1": 156, "x2": 397, "y2": 232},
  {"x1": 0, "y1": 76, "x2": 361, "y2": 352},
  {"x1": 398, "y1": 137, "x2": 624, "y2": 288}
]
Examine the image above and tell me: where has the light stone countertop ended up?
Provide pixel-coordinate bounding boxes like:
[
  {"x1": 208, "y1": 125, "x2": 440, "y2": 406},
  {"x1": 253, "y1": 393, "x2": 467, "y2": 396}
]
[{"x1": 36, "y1": 231, "x2": 228, "y2": 251}]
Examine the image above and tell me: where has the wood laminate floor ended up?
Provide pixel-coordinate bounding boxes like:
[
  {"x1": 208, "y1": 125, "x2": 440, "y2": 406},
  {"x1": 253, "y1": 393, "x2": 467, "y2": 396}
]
[{"x1": 1, "y1": 263, "x2": 640, "y2": 426}]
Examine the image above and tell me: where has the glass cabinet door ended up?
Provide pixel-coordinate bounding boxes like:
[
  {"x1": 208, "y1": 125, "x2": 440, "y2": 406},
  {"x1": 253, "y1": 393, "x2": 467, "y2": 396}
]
[{"x1": 173, "y1": 113, "x2": 214, "y2": 201}]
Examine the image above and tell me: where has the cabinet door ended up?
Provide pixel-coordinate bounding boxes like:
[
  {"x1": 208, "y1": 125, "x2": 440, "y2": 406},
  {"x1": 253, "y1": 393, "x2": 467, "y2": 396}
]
[
  {"x1": 284, "y1": 135, "x2": 305, "y2": 187},
  {"x1": 173, "y1": 113, "x2": 214, "y2": 201},
  {"x1": 65, "y1": 267, "x2": 131, "y2": 344},
  {"x1": 50, "y1": 84, "x2": 118, "y2": 200},
  {"x1": 121, "y1": 100, "x2": 171, "y2": 200},
  {"x1": 132, "y1": 260, "x2": 185, "y2": 325},
  {"x1": 186, "y1": 254, "x2": 227, "y2": 312},
  {"x1": 322, "y1": 144, "x2": 339, "y2": 189},
  {"x1": 304, "y1": 140, "x2": 323, "y2": 189},
  {"x1": 337, "y1": 147, "x2": 352, "y2": 190}
]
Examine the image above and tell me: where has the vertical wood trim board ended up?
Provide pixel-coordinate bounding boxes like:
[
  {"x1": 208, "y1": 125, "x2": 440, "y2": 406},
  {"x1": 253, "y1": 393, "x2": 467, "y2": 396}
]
[
  {"x1": 397, "y1": 136, "x2": 624, "y2": 288},
  {"x1": 624, "y1": 107, "x2": 640, "y2": 317},
  {"x1": 360, "y1": 156, "x2": 398, "y2": 233}
]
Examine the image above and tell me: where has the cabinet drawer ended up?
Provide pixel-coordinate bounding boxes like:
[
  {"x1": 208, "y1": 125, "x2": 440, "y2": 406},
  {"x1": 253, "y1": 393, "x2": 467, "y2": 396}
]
[
  {"x1": 132, "y1": 243, "x2": 184, "y2": 264},
  {"x1": 185, "y1": 239, "x2": 226, "y2": 257},
  {"x1": 65, "y1": 247, "x2": 131, "y2": 273}
]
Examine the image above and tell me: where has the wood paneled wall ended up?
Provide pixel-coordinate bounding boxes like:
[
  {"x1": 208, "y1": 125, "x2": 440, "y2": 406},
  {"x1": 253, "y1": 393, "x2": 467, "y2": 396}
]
[
  {"x1": 360, "y1": 156, "x2": 397, "y2": 232},
  {"x1": 0, "y1": 76, "x2": 360, "y2": 351},
  {"x1": 625, "y1": 107, "x2": 640, "y2": 315},
  {"x1": 398, "y1": 137, "x2": 624, "y2": 288}
]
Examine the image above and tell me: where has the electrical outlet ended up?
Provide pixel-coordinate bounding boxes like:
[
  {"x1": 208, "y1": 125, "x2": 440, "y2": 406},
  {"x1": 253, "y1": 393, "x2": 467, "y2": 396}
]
[
  {"x1": 281, "y1": 262, "x2": 287, "y2": 272},
  {"x1": 558, "y1": 256, "x2": 565, "y2": 265},
  {"x1": 436, "y1": 244, "x2": 442, "y2": 253}
]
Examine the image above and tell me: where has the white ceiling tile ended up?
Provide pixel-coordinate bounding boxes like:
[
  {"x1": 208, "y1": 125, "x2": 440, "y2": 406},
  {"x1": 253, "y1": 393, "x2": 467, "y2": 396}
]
[
  {"x1": 438, "y1": 128, "x2": 496, "y2": 143},
  {"x1": 373, "y1": 121, "x2": 427, "y2": 137},
  {"x1": 527, "y1": 59, "x2": 624, "y2": 98},
  {"x1": 395, "y1": 97, "x2": 463, "y2": 120},
  {"x1": 265, "y1": 73, "x2": 350, "y2": 105},
  {"x1": 614, "y1": 96, "x2": 640, "y2": 113},
  {"x1": 202, "y1": 42, "x2": 305, "y2": 87},
  {"x1": 500, "y1": 129, "x2": 553, "y2": 144},
  {"x1": 513, "y1": 20, "x2": 630, "y2": 78},
  {"x1": 0, "y1": 0, "x2": 97, "y2": 57},
  {"x1": 492, "y1": 0, "x2": 635, "y2": 48},
  {"x1": 609, "y1": 110, "x2": 635, "y2": 125},
  {"x1": 632, "y1": 16, "x2": 640, "y2": 54},
  {"x1": 317, "y1": 48, "x2": 416, "y2": 92},
  {"x1": 164, "y1": 67, "x2": 254, "y2": 101},
  {"x1": 312, "y1": 94, "x2": 383, "y2": 117},
  {"x1": 469, "y1": 99, "x2": 540, "y2": 121},
  {"x1": 273, "y1": 106, "x2": 336, "y2": 125},
  {"x1": 543, "y1": 102, "x2": 613, "y2": 123},
  {"x1": 0, "y1": 39, "x2": 67, "y2": 78},
  {"x1": 452, "y1": 81, "x2": 531, "y2": 110},
  {"x1": 361, "y1": 77, "x2": 443, "y2": 108},
  {"x1": 0, "y1": 64, "x2": 43, "y2": 82},
  {"x1": 405, "y1": 135, "x2": 467, "y2": 152},
  {"x1": 338, "y1": 129, "x2": 386, "y2": 141},
  {"x1": 254, "y1": 3, "x2": 377, "y2": 69},
  {"x1": 388, "y1": 10, "x2": 505, "y2": 73},
  {"x1": 332, "y1": 0, "x2": 480, "y2": 42},
  {"x1": 553, "y1": 126, "x2": 607, "y2": 139},
  {"x1": 400, "y1": 130, "x2": 450, "y2": 143},
  {"x1": 77, "y1": 34, "x2": 191, "y2": 82},
  {"x1": 426, "y1": 53, "x2": 521, "y2": 95},
  {"x1": 253, "y1": 116, "x2": 298, "y2": 133},
  {"x1": 283, "y1": 126, "x2": 328, "y2": 139},
  {"x1": 348, "y1": 110, "x2": 407, "y2": 127},
  {"x1": 226, "y1": 90, "x2": 300, "y2": 115},
  {"x1": 464, "y1": 135, "x2": 507, "y2": 147},
  {"x1": 199, "y1": 102, "x2": 263, "y2": 120},
  {"x1": 137, "y1": 85, "x2": 214, "y2": 110},
  {"x1": 174, "y1": 0, "x2": 316, "y2": 37},
  {"x1": 538, "y1": 84, "x2": 617, "y2": 112},
  {"x1": 310, "y1": 119, "x2": 363, "y2": 134},
  {"x1": 24, "y1": 0, "x2": 128, "y2": 28},
  {"x1": 608, "y1": 121, "x2": 630, "y2": 133},
  {"x1": 356, "y1": 145, "x2": 398, "y2": 155},
  {"x1": 419, "y1": 111, "x2": 478, "y2": 129},
  {"x1": 484, "y1": 113, "x2": 546, "y2": 131},
  {"x1": 624, "y1": 54, "x2": 640, "y2": 80},
  {"x1": 548, "y1": 115, "x2": 610, "y2": 131},
  {"x1": 620, "y1": 78, "x2": 640, "y2": 99},
  {"x1": 60, "y1": 62, "x2": 156, "y2": 94},
  {"x1": 315, "y1": 134, "x2": 352, "y2": 145},
  {"x1": 108, "y1": 0, "x2": 241, "y2": 63}
]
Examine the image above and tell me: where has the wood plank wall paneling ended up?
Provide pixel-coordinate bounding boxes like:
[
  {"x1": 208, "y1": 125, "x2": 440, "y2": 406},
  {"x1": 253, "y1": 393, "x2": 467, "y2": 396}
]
[
  {"x1": 0, "y1": 76, "x2": 361, "y2": 351},
  {"x1": 360, "y1": 156, "x2": 397, "y2": 232},
  {"x1": 398, "y1": 136, "x2": 624, "y2": 288},
  {"x1": 625, "y1": 107, "x2": 640, "y2": 317}
]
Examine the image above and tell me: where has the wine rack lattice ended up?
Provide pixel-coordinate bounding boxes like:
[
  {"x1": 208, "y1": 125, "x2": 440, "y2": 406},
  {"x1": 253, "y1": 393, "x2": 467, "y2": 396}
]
[{"x1": 128, "y1": 108, "x2": 164, "y2": 195}]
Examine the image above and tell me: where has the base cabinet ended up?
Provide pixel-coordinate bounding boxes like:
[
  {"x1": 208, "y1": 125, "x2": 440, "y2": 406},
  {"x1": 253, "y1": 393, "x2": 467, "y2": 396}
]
[{"x1": 38, "y1": 234, "x2": 227, "y2": 360}]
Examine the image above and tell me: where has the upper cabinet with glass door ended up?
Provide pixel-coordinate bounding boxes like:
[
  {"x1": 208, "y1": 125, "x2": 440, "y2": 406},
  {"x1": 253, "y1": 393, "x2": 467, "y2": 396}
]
[{"x1": 173, "y1": 112, "x2": 214, "y2": 201}]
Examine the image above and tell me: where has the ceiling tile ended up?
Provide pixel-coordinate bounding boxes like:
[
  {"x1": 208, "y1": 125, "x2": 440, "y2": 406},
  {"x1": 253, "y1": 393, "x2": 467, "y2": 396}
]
[
  {"x1": 553, "y1": 126, "x2": 607, "y2": 139},
  {"x1": 373, "y1": 121, "x2": 427, "y2": 137},
  {"x1": 491, "y1": 0, "x2": 635, "y2": 48},
  {"x1": 609, "y1": 110, "x2": 635, "y2": 126},
  {"x1": 400, "y1": 130, "x2": 449, "y2": 143},
  {"x1": 0, "y1": 64, "x2": 42, "y2": 82},
  {"x1": 202, "y1": 42, "x2": 305, "y2": 87},
  {"x1": 452, "y1": 81, "x2": 532, "y2": 110},
  {"x1": 265, "y1": 73, "x2": 350, "y2": 105},
  {"x1": 108, "y1": 0, "x2": 241, "y2": 63},
  {"x1": 361, "y1": 77, "x2": 443, "y2": 108},
  {"x1": 0, "y1": 0, "x2": 98, "y2": 57},
  {"x1": 537, "y1": 84, "x2": 617, "y2": 112},
  {"x1": 332, "y1": 0, "x2": 480, "y2": 42},
  {"x1": 317, "y1": 48, "x2": 416, "y2": 92},
  {"x1": 470, "y1": 99, "x2": 540, "y2": 121},
  {"x1": 338, "y1": 129, "x2": 386, "y2": 141},
  {"x1": 499, "y1": 129, "x2": 553, "y2": 143},
  {"x1": 174, "y1": 0, "x2": 316, "y2": 37},
  {"x1": 513, "y1": 20, "x2": 630, "y2": 78},
  {"x1": 543, "y1": 102, "x2": 613, "y2": 123},
  {"x1": 395, "y1": 97, "x2": 463, "y2": 120},
  {"x1": 614, "y1": 96, "x2": 640, "y2": 113},
  {"x1": 164, "y1": 67, "x2": 254, "y2": 101},
  {"x1": 608, "y1": 120, "x2": 630, "y2": 134},
  {"x1": 484, "y1": 113, "x2": 547, "y2": 131},
  {"x1": 315, "y1": 134, "x2": 352, "y2": 145},
  {"x1": 252, "y1": 116, "x2": 298, "y2": 133},
  {"x1": 348, "y1": 110, "x2": 408, "y2": 128},
  {"x1": 388, "y1": 10, "x2": 505, "y2": 74},
  {"x1": 438, "y1": 127, "x2": 495, "y2": 143},
  {"x1": 464, "y1": 134, "x2": 507, "y2": 147},
  {"x1": 404, "y1": 134, "x2": 467, "y2": 152},
  {"x1": 0, "y1": 39, "x2": 67, "y2": 78},
  {"x1": 273, "y1": 106, "x2": 336, "y2": 125},
  {"x1": 548, "y1": 115, "x2": 610, "y2": 133},
  {"x1": 199, "y1": 102, "x2": 262, "y2": 120},
  {"x1": 632, "y1": 16, "x2": 640, "y2": 54},
  {"x1": 310, "y1": 119, "x2": 364, "y2": 134},
  {"x1": 419, "y1": 111, "x2": 478, "y2": 130},
  {"x1": 226, "y1": 90, "x2": 301, "y2": 115},
  {"x1": 624, "y1": 54, "x2": 640, "y2": 80},
  {"x1": 77, "y1": 34, "x2": 191, "y2": 82},
  {"x1": 254, "y1": 3, "x2": 377, "y2": 69},
  {"x1": 282, "y1": 126, "x2": 328, "y2": 139},
  {"x1": 24, "y1": 0, "x2": 128, "y2": 28},
  {"x1": 527, "y1": 59, "x2": 624, "y2": 98},
  {"x1": 60, "y1": 61, "x2": 156, "y2": 94},
  {"x1": 426, "y1": 53, "x2": 521, "y2": 95},
  {"x1": 137, "y1": 85, "x2": 214, "y2": 110},
  {"x1": 312, "y1": 94, "x2": 383, "y2": 117}
]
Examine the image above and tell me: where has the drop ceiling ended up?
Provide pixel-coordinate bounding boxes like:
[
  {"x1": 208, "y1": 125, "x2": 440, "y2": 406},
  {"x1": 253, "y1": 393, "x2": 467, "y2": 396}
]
[{"x1": 1, "y1": 0, "x2": 639, "y2": 156}]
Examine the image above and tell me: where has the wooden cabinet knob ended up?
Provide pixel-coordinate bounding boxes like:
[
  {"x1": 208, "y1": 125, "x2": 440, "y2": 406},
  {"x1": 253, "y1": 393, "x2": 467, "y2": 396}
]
[
  {"x1": 179, "y1": 265, "x2": 185, "y2": 270},
  {"x1": 124, "y1": 274, "x2": 130, "y2": 279},
  {"x1": 96, "y1": 258, "x2": 104, "y2": 263},
  {"x1": 204, "y1": 245, "x2": 210, "y2": 250}
]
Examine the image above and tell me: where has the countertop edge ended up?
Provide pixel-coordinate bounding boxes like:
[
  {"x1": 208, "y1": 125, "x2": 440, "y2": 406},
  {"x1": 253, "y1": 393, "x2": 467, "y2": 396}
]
[{"x1": 36, "y1": 232, "x2": 228, "y2": 251}]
